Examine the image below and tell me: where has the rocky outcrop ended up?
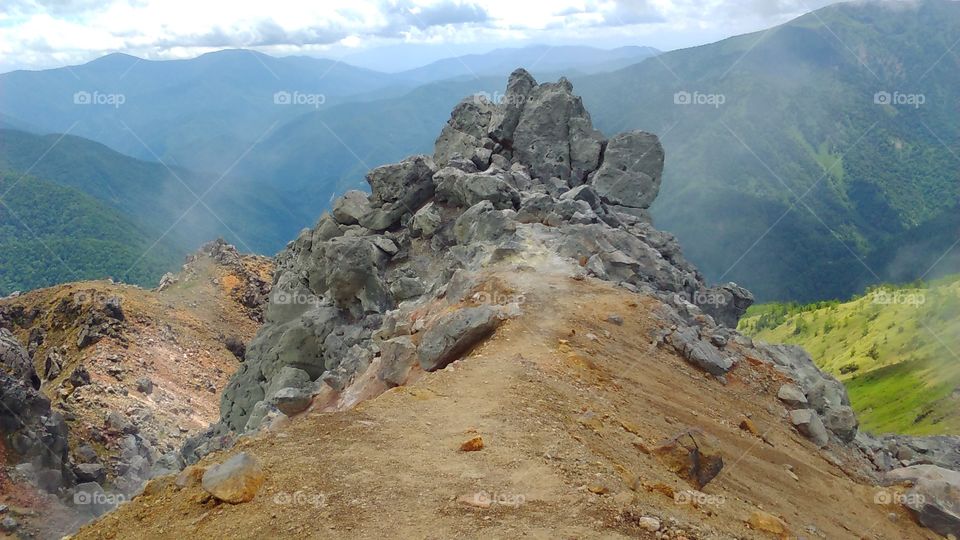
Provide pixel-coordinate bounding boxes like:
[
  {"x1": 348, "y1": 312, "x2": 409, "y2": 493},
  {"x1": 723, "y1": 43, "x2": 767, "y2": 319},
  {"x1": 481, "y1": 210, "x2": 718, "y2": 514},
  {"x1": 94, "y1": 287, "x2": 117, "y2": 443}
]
[
  {"x1": 206, "y1": 69, "x2": 758, "y2": 440},
  {"x1": 0, "y1": 330, "x2": 75, "y2": 493}
]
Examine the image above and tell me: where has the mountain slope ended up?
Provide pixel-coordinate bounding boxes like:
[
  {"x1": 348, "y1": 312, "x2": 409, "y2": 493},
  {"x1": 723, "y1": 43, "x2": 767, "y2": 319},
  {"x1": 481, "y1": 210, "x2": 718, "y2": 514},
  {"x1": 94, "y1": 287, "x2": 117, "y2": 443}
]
[
  {"x1": 0, "y1": 171, "x2": 177, "y2": 293},
  {"x1": 577, "y1": 0, "x2": 960, "y2": 302},
  {"x1": 0, "y1": 128, "x2": 296, "y2": 256},
  {"x1": 740, "y1": 275, "x2": 960, "y2": 436}
]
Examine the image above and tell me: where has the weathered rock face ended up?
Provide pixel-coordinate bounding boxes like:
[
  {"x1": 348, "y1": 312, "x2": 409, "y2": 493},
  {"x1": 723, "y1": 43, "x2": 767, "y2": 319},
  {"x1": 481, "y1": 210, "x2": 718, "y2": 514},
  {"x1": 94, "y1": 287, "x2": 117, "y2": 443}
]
[
  {"x1": 212, "y1": 69, "x2": 757, "y2": 441},
  {"x1": 0, "y1": 331, "x2": 75, "y2": 493}
]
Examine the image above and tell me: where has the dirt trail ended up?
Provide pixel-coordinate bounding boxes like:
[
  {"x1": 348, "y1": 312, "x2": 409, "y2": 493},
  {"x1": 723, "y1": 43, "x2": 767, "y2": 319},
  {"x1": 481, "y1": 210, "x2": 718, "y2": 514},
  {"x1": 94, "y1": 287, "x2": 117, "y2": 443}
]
[{"x1": 76, "y1": 260, "x2": 932, "y2": 539}]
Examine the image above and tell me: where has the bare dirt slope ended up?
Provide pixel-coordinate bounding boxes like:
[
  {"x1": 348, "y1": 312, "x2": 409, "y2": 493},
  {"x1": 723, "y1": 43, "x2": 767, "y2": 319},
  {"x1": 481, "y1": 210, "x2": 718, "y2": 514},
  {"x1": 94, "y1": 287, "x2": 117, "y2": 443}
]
[
  {"x1": 1, "y1": 242, "x2": 272, "y2": 539},
  {"x1": 76, "y1": 258, "x2": 932, "y2": 539}
]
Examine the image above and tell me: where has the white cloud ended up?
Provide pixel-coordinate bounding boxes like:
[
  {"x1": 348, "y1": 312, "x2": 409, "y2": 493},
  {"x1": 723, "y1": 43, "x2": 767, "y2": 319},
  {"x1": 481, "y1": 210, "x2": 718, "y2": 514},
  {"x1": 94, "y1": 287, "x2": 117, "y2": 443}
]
[{"x1": 0, "y1": 0, "x2": 891, "y2": 72}]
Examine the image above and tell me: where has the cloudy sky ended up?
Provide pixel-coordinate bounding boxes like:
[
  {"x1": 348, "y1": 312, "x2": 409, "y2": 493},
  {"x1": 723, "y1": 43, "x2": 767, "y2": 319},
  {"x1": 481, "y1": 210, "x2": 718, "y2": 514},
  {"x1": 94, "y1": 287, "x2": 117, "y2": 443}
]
[{"x1": 0, "y1": 0, "x2": 848, "y2": 73}]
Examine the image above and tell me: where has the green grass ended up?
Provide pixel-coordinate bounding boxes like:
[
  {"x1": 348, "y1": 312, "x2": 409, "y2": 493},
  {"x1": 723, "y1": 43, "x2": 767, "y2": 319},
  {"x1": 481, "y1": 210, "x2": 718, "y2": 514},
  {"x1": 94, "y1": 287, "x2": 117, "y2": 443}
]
[{"x1": 740, "y1": 275, "x2": 960, "y2": 435}]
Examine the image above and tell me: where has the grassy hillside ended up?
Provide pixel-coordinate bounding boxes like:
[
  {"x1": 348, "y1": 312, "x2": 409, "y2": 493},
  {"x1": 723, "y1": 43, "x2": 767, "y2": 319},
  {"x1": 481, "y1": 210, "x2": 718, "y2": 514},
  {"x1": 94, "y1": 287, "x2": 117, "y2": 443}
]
[
  {"x1": 0, "y1": 172, "x2": 178, "y2": 294},
  {"x1": 740, "y1": 275, "x2": 960, "y2": 436}
]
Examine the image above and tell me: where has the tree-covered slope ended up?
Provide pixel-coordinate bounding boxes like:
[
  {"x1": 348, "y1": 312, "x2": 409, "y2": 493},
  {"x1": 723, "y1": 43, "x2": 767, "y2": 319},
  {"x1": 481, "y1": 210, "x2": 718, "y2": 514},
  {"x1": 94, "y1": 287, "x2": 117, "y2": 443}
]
[
  {"x1": 0, "y1": 171, "x2": 178, "y2": 294},
  {"x1": 0, "y1": 129, "x2": 295, "y2": 254},
  {"x1": 577, "y1": 0, "x2": 960, "y2": 302},
  {"x1": 740, "y1": 275, "x2": 960, "y2": 436}
]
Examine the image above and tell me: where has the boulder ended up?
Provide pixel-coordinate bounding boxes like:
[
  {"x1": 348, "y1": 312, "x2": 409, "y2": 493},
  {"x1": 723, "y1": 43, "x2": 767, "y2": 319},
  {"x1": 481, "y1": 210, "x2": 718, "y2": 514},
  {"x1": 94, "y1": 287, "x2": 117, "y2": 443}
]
[
  {"x1": 309, "y1": 237, "x2": 390, "y2": 314},
  {"x1": 270, "y1": 387, "x2": 313, "y2": 417},
  {"x1": 776, "y1": 384, "x2": 808, "y2": 408},
  {"x1": 666, "y1": 327, "x2": 734, "y2": 376},
  {"x1": 332, "y1": 190, "x2": 370, "y2": 226},
  {"x1": 418, "y1": 306, "x2": 501, "y2": 372},
  {"x1": 488, "y1": 68, "x2": 536, "y2": 144},
  {"x1": 695, "y1": 283, "x2": 754, "y2": 328},
  {"x1": 453, "y1": 201, "x2": 516, "y2": 245},
  {"x1": 747, "y1": 510, "x2": 789, "y2": 536},
  {"x1": 884, "y1": 465, "x2": 960, "y2": 537},
  {"x1": 823, "y1": 405, "x2": 858, "y2": 442},
  {"x1": 434, "y1": 168, "x2": 520, "y2": 210},
  {"x1": 589, "y1": 131, "x2": 664, "y2": 209},
  {"x1": 377, "y1": 336, "x2": 418, "y2": 387},
  {"x1": 366, "y1": 155, "x2": 435, "y2": 207},
  {"x1": 434, "y1": 99, "x2": 497, "y2": 167},
  {"x1": 74, "y1": 463, "x2": 106, "y2": 484},
  {"x1": 789, "y1": 409, "x2": 829, "y2": 448},
  {"x1": 410, "y1": 202, "x2": 442, "y2": 238},
  {"x1": 0, "y1": 329, "x2": 37, "y2": 387},
  {"x1": 202, "y1": 452, "x2": 265, "y2": 504}
]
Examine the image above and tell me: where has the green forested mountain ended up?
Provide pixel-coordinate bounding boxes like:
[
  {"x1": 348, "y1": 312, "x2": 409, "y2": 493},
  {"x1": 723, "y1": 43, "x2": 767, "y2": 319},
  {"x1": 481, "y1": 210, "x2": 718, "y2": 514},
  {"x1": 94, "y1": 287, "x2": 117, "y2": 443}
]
[
  {"x1": 0, "y1": 129, "x2": 295, "y2": 254},
  {"x1": 740, "y1": 275, "x2": 960, "y2": 436},
  {"x1": 0, "y1": 171, "x2": 178, "y2": 294},
  {"x1": 577, "y1": 0, "x2": 960, "y2": 301}
]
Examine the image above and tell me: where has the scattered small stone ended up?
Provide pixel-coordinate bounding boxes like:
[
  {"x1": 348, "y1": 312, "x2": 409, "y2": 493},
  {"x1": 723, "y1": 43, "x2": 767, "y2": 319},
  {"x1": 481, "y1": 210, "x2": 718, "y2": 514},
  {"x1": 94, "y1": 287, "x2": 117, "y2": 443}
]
[
  {"x1": 457, "y1": 493, "x2": 491, "y2": 509},
  {"x1": 606, "y1": 314, "x2": 624, "y2": 326},
  {"x1": 747, "y1": 510, "x2": 788, "y2": 536},
  {"x1": 588, "y1": 484, "x2": 610, "y2": 495},
  {"x1": 460, "y1": 436, "x2": 484, "y2": 452},
  {"x1": 1, "y1": 516, "x2": 17, "y2": 532},
  {"x1": 738, "y1": 416, "x2": 760, "y2": 436},
  {"x1": 637, "y1": 516, "x2": 661, "y2": 532},
  {"x1": 136, "y1": 377, "x2": 154, "y2": 394}
]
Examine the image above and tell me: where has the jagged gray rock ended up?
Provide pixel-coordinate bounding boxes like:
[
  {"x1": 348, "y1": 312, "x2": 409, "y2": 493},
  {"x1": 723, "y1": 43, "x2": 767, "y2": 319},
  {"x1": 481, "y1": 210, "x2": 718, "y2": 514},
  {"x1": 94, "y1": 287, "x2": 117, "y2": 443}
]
[
  {"x1": 377, "y1": 336, "x2": 417, "y2": 387},
  {"x1": 332, "y1": 190, "x2": 370, "y2": 226},
  {"x1": 589, "y1": 131, "x2": 664, "y2": 209},
  {"x1": 418, "y1": 306, "x2": 502, "y2": 372},
  {"x1": 0, "y1": 333, "x2": 75, "y2": 493},
  {"x1": 511, "y1": 77, "x2": 605, "y2": 184},
  {"x1": 790, "y1": 409, "x2": 830, "y2": 448}
]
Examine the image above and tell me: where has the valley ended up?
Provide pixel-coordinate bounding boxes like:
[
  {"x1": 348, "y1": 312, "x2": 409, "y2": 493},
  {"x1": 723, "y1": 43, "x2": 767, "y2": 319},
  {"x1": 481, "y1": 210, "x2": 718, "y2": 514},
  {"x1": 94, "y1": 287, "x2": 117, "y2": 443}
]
[{"x1": 741, "y1": 275, "x2": 960, "y2": 436}]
